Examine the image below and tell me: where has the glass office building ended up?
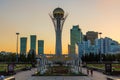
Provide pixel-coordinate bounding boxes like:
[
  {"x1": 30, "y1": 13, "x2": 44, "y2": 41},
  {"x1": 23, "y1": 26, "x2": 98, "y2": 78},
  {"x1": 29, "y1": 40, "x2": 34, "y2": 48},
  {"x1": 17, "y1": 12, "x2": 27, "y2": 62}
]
[
  {"x1": 38, "y1": 40, "x2": 44, "y2": 55},
  {"x1": 20, "y1": 37, "x2": 27, "y2": 55}
]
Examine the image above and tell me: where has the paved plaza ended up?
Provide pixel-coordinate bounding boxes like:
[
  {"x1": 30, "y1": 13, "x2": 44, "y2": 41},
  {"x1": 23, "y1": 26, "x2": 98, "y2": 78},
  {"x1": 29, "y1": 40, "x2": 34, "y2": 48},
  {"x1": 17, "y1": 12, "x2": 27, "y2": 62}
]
[
  {"x1": 11, "y1": 67, "x2": 120, "y2": 80},
  {"x1": 14, "y1": 68, "x2": 37, "y2": 80},
  {"x1": 28, "y1": 76, "x2": 90, "y2": 80}
]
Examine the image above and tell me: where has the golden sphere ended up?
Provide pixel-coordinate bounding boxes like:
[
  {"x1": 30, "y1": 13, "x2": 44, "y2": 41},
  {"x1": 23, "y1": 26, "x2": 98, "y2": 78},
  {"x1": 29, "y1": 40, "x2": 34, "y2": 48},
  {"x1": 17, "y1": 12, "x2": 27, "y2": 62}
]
[{"x1": 53, "y1": 7, "x2": 64, "y2": 18}]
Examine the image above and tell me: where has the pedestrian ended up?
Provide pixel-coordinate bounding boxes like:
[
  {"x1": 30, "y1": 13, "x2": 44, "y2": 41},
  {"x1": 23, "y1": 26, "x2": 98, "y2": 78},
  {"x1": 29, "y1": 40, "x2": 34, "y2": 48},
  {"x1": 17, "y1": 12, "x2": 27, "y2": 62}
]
[
  {"x1": 87, "y1": 68, "x2": 89, "y2": 75},
  {"x1": 90, "y1": 69, "x2": 93, "y2": 76},
  {"x1": 0, "y1": 75, "x2": 5, "y2": 80},
  {"x1": 0, "y1": 76, "x2": 1, "y2": 80}
]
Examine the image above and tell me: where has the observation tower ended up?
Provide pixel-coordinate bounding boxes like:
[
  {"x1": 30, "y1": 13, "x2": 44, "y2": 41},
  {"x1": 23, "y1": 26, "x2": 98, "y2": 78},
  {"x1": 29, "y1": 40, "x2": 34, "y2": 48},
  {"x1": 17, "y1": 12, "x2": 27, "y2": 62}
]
[{"x1": 49, "y1": 7, "x2": 68, "y2": 56}]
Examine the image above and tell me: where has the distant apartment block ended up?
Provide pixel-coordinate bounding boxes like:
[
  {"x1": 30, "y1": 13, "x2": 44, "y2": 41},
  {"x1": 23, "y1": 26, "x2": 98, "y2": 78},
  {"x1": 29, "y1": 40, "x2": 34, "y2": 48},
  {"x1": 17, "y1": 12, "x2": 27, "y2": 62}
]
[
  {"x1": 20, "y1": 37, "x2": 27, "y2": 55},
  {"x1": 86, "y1": 31, "x2": 98, "y2": 45},
  {"x1": 38, "y1": 40, "x2": 44, "y2": 55},
  {"x1": 30, "y1": 35, "x2": 36, "y2": 51}
]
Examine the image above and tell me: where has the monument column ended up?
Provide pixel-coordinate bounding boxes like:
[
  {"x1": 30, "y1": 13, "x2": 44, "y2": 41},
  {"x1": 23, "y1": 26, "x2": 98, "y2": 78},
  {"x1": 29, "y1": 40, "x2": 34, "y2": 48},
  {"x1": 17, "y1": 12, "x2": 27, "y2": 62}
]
[{"x1": 49, "y1": 7, "x2": 68, "y2": 56}]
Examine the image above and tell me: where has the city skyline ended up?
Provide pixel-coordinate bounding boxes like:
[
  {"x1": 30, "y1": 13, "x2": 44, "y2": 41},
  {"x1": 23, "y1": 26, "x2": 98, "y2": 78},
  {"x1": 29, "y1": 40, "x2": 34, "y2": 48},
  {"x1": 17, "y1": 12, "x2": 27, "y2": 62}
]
[{"x1": 0, "y1": 0, "x2": 120, "y2": 53}]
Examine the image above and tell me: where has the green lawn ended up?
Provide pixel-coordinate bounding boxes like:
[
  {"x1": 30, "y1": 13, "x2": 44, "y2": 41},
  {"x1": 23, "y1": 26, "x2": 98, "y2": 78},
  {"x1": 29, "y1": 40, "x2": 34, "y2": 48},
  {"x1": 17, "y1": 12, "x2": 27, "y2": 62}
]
[
  {"x1": 87, "y1": 64, "x2": 105, "y2": 70},
  {"x1": 14, "y1": 64, "x2": 32, "y2": 71},
  {"x1": 87, "y1": 64, "x2": 120, "y2": 71},
  {"x1": 0, "y1": 64, "x2": 32, "y2": 72},
  {"x1": 0, "y1": 64, "x2": 7, "y2": 71},
  {"x1": 112, "y1": 64, "x2": 120, "y2": 71}
]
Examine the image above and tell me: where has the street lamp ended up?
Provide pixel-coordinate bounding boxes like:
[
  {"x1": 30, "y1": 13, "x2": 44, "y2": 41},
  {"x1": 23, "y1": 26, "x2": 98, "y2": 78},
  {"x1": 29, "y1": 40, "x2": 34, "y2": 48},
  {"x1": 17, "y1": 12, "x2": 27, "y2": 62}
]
[
  {"x1": 16, "y1": 32, "x2": 19, "y2": 63},
  {"x1": 99, "y1": 32, "x2": 102, "y2": 63}
]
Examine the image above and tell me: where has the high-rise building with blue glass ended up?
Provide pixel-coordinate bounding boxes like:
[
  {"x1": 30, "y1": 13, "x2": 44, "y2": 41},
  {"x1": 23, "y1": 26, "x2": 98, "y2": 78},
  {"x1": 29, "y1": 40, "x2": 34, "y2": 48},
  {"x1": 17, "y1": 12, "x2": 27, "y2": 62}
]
[
  {"x1": 69, "y1": 25, "x2": 83, "y2": 54},
  {"x1": 30, "y1": 35, "x2": 36, "y2": 51},
  {"x1": 38, "y1": 40, "x2": 44, "y2": 55},
  {"x1": 20, "y1": 37, "x2": 27, "y2": 55},
  {"x1": 70, "y1": 25, "x2": 83, "y2": 45}
]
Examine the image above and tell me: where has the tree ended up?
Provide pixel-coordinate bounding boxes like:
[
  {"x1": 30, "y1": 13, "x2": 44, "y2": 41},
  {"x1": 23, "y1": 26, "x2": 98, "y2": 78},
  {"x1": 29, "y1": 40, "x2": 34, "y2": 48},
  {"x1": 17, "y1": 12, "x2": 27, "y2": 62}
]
[
  {"x1": 27, "y1": 49, "x2": 36, "y2": 64},
  {"x1": 19, "y1": 53, "x2": 27, "y2": 62}
]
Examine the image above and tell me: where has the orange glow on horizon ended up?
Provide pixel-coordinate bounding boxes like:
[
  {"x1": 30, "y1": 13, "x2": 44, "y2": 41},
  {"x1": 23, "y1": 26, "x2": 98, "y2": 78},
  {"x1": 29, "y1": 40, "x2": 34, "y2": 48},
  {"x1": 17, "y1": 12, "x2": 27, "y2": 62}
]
[{"x1": 0, "y1": 0, "x2": 120, "y2": 54}]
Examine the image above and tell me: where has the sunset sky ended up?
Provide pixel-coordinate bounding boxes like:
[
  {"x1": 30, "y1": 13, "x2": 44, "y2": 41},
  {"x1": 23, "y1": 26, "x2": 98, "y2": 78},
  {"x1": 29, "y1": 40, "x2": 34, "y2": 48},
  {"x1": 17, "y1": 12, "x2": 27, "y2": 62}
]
[{"x1": 0, "y1": 0, "x2": 120, "y2": 54}]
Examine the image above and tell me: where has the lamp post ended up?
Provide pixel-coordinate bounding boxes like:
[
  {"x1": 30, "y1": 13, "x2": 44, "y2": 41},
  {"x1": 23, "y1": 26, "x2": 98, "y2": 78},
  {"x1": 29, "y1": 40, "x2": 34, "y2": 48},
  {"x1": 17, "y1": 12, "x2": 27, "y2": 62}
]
[
  {"x1": 16, "y1": 32, "x2": 19, "y2": 63},
  {"x1": 99, "y1": 32, "x2": 102, "y2": 63}
]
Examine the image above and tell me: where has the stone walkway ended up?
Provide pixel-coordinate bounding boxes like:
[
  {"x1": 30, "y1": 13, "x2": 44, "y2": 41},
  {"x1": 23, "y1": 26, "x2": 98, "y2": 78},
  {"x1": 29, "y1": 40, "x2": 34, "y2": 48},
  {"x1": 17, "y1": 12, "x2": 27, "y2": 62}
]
[
  {"x1": 14, "y1": 68, "x2": 37, "y2": 80},
  {"x1": 11, "y1": 67, "x2": 120, "y2": 80},
  {"x1": 28, "y1": 76, "x2": 91, "y2": 80},
  {"x1": 82, "y1": 68, "x2": 108, "y2": 80},
  {"x1": 82, "y1": 67, "x2": 120, "y2": 80}
]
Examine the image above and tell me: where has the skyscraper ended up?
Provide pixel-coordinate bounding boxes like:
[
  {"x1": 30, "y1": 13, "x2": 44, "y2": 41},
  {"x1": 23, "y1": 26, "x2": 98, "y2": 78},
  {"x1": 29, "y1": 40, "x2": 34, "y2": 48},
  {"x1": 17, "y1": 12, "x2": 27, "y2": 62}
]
[
  {"x1": 49, "y1": 7, "x2": 68, "y2": 56},
  {"x1": 69, "y1": 25, "x2": 83, "y2": 54},
  {"x1": 30, "y1": 35, "x2": 36, "y2": 51},
  {"x1": 86, "y1": 31, "x2": 98, "y2": 45},
  {"x1": 20, "y1": 37, "x2": 27, "y2": 55},
  {"x1": 38, "y1": 40, "x2": 44, "y2": 55},
  {"x1": 70, "y1": 25, "x2": 83, "y2": 45}
]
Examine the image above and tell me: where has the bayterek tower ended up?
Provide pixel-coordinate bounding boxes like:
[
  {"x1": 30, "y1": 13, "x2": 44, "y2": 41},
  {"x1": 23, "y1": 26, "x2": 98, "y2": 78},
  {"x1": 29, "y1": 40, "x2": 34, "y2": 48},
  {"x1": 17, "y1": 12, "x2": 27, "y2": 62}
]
[{"x1": 49, "y1": 7, "x2": 68, "y2": 56}]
